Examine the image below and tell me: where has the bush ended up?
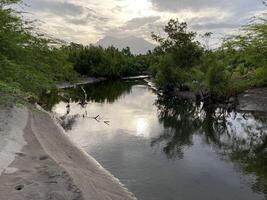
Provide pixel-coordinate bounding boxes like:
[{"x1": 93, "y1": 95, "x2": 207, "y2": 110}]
[
  {"x1": 155, "y1": 54, "x2": 187, "y2": 91},
  {"x1": 0, "y1": 0, "x2": 77, "y2": 101},
  {"x1": 205, "y1": 62, "x2": 230, "y2": 98},
  {"x1": 67, "y1": 45, "x2": 149, "y2": 78}
]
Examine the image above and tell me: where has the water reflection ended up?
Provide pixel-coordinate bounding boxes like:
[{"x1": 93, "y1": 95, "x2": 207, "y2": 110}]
[
  {"x1": 136, "y1": 117, "x2": 149, "y2": 137},
  {"x1": 152, "y1": 97, "x2": 202, "y2": 159},
  {"x1": 39, "y1": 80, "x2": 136, "y2": 111},
  {"x1": 40, "y1": 80, "x2": 139, "y2": 130},
  {"x1": 48, "y1": 80, "x2": 267, "y2": 200},
  {"x1": 153, "y1": 95, "x2": 267, "y2": 197},
  {"x1": 52, "y1": 81, "x2": 160, "y2": 139}
]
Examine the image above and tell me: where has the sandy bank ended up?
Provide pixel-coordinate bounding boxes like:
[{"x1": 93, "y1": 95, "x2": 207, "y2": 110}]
[{"x1": 0, "y1": 105, "x2": 136, "y2": 200}]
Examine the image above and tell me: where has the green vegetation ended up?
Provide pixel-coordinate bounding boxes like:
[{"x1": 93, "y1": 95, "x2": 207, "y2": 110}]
[
  {"x1": 149, "y1": 17, "x2": 267, "y2": 101},
  {"x1": 0, "y1": 0, "x2": 149, "y2": 103},
  {"x1": 65, "y1": 44, "x2": 150, "y2": 78},
  {"x1": 0, "y1": 0, "x2": 266, "y2": 104},
  {"x1": 0, "y1": 0, "x2": 76, "y2": 101}
]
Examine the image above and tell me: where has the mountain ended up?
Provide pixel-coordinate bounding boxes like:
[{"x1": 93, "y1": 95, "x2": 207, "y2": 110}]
[{"x1": 95, "y1": 36, "x2": 156, "y2": 55}]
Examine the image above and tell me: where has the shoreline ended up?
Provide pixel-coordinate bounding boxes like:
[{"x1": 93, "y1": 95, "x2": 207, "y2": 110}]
[
  {"x1": 56, "y1": 75, "x2": 151, "y2": 89},
  {"x1": 56, "y1": 77, "x2": 107, "y2": 89},
  {"x1": 0, "y1": 104, "x2": 137, "y2": 200}
]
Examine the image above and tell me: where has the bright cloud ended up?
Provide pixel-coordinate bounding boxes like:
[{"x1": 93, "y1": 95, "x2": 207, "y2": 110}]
[{"x1": 21, "y1": 0, "x2": 266, "y2": 45}]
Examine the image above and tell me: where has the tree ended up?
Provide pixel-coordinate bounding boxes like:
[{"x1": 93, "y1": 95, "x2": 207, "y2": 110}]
[
  {"x1": 0, "y1": 0, "x2": 76, "y2": 98},
  {"x1": 152, "y1": 19, "x2": 203, "y2": 69},
  {"x1": 150, "y1": 19, "x2": 203, "y2": 90}
]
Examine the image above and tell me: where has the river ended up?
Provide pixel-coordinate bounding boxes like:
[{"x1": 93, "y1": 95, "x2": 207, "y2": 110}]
[{"x1": 41, "y1": 79, "x2": 267, "y2": 200}]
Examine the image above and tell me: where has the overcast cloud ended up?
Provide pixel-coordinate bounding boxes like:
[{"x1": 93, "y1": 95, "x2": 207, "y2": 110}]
[{"x1": 21, "y1": 0, "x2": 266, "y2": 46}]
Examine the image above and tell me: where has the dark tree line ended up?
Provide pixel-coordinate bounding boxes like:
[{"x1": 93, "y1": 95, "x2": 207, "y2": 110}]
[{"x1": 64, "y1": 44, "x2": 151, "y2": 79}]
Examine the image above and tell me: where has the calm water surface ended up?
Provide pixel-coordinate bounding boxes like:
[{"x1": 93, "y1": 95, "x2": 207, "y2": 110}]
[{"x1": 45, "y1": 80, "x2": 267, "y2": 200}]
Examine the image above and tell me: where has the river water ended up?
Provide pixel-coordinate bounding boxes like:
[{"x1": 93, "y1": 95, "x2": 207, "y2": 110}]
[{"x1": 43, "y1": 80, "x2": 267, "y2": 200}]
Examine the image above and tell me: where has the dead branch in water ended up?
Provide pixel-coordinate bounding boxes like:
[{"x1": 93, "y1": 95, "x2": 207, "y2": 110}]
[{"x1": 104, "y1": 121, "x2": 110, "y2": 125}]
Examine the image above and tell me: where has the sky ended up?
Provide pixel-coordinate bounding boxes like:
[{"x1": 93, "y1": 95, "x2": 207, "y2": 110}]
[{"x1": 21, "y1": 0, "x2": 266, "y2": 46}]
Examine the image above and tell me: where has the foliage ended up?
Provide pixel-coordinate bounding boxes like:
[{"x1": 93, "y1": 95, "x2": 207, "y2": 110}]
[
  {"x1": 205, "y1": 62, "x2": 230, "y2": 98},
  {"x1": 150, "y1": 15, "x2": 267, "y2": 99},
  {"x1": 150, "y1": 19, "x2": 203, "y2": 90},
  {"x1": 0, "y1": 0, "x2": 77, "y2": 101},
  {"x1": 151, "y1": 19, "x2": 203, "y2": 69},
  {"x1": 0, "y1": 0, "x2": 266, "y2": 104},
  {"x1": 155, "y1": 54, "x2": 187, "y2": 91},
  {"x1": 66, "y1": 44, "x2": 150, "y2": 78}
]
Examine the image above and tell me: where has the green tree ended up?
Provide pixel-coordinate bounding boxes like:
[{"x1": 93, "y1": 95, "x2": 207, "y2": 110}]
[
  {"x1": 152, "y1": 19, "x2": 203, "y2": 69},
  {"x1": 0, "y1": 0, "x2": 76, "y2": 100},
  {"x1": 151, "y1": 19, "x2": 203, "y2": 90}
]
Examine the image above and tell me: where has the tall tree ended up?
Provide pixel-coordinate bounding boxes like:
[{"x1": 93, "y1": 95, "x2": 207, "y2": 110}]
[{"x1": 152, "y1": 19, "x2": 203, "y2": 69}]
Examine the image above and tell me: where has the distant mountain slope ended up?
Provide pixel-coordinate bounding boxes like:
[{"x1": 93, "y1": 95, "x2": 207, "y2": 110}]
[{"x1": 95, "y1": 36, "x2": 155, "y2": 55}]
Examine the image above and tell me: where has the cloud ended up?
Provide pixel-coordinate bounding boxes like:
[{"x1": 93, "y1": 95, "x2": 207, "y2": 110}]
[
  {"x1": 111, "y1": 5, "x2": 124, "y2": 13},
  {"x1": 20, "y1": 0, "x2": 265, "y2": 46},
  {"x1": 149, "y1": 0, "x2": 263, "y2": 12},
  {"x1": 149, "y1": 0, "x2": 265, "y2": 30},
  {"x1": 103, "y1": 16, "x2": 161, "y2": 43},
  {"x1": 65, "y1": 11, "x2": 109, "y2": 25},
  {"x1": 147, "y1": 0, "x2": 265, "y2": 46},
  {"x1": 122, "y1": 16, "x2": 161, "y2": 30},
  {"x1": 191, "y1": 22, "x2": 241, "y2": 30},
  {"x1": 26, "y1": 0, "x2": 84, "y2": 16}
]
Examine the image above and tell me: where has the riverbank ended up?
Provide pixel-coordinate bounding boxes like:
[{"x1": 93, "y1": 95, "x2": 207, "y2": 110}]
[
  {"x1": 56, "y1": 77, "x2": 107, "y2": 89},
  {"x1": 237, "y1": 87, "x2": 267, "y2": 113},
  {"x1": 151, "y1": 82, "x2": 267, "y2": 113},
  {"x1": 0, "y1": 104, "x2": 136, "y2": 200},
  {"x1": 56, "y1": 75, "x2": 151, "y2": 89}
]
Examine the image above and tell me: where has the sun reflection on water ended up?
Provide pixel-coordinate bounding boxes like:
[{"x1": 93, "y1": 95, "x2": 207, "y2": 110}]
[{"x1": 136, "y1": 117, "x2": 149, "y2": 137}]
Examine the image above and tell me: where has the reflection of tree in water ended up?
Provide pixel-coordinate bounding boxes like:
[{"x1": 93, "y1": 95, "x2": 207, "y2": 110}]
[
  {"x1": 39, "y1": 80, "x2": 138, "y2": 131},
  {"x1": 151, "y1": 96, "x2": 203, "y2": 158},
  {"x1": 39, "y1": 80, "x2": 137, "y2": 112},
  {"x1": 225, "y1": 112, "x2": 267, "y2": 197},
  {"x1": 153, "y1": 95, "x2": 267, "y2": 197},
  {"x1": 63, "y1": 80, "x2": 135, "y2": 104},
  {"x1": 151, "y1": 96, "x2": 230, "y2": 158},
  {"x1": 229, "y1": 135, "x2": 267, "y2": 197}
]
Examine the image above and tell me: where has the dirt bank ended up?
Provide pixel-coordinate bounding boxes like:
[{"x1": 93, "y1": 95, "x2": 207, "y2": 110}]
[
  {"x1": 0, "y1": 105, "x2": 136, "y2": 200},
  {"x1": 237, "y1": 87, "x2": 267, "y2": 113}
]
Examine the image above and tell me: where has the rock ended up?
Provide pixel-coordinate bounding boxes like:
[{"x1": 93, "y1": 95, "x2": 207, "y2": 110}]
[{"x1": 237, "y1": 87, "x2": 267, "y2": 112}]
